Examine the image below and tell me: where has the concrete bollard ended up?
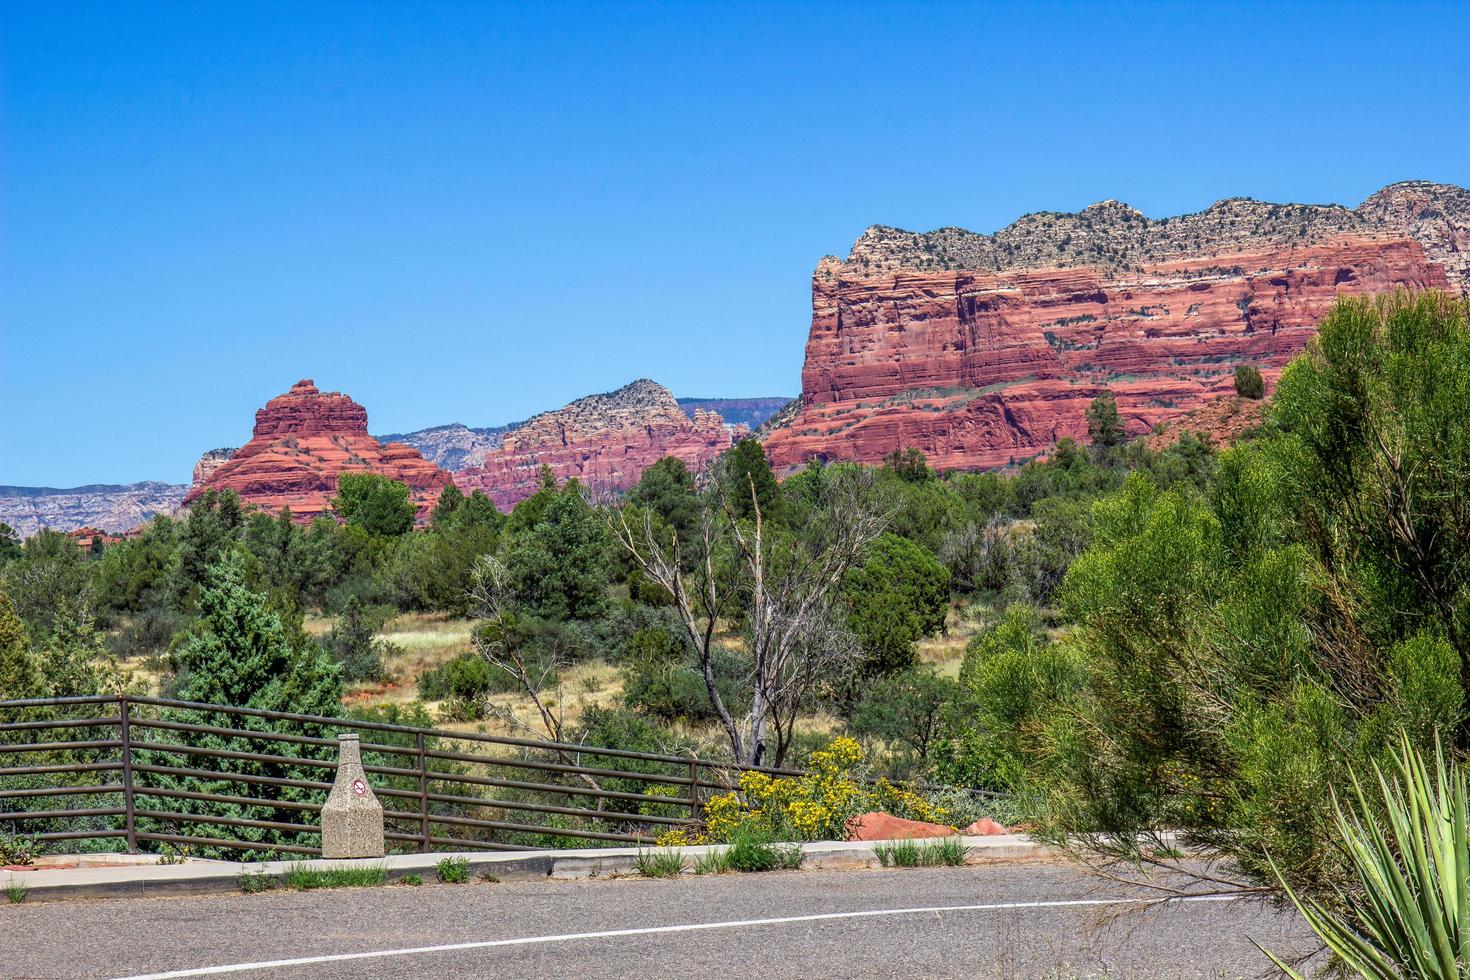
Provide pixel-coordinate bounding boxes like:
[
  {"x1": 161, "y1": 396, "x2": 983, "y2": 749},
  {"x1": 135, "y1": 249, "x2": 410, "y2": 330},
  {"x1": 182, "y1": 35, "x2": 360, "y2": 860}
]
[{"x1": 321, "y1": 733, "x2": 385, "y2": 859}]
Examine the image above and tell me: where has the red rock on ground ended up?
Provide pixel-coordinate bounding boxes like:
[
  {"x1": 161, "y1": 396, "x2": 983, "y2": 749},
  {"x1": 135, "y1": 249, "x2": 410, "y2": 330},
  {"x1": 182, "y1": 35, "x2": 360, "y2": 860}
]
[
  {"x1": 763, "y1": 238, "x2": 1446, "y2": 473},
  {"x1": 961, "y1": 818, "x2": 1009, "y2": 836},
  {"x1": 844, "y1": 811, "x2": 957, "y2": 841},
  {"x1": 184, "y1": 379, "x2": 454, "y2": 523},
  {"x1": 455, "y1": 379, "x2": 742, "y2": 510}
]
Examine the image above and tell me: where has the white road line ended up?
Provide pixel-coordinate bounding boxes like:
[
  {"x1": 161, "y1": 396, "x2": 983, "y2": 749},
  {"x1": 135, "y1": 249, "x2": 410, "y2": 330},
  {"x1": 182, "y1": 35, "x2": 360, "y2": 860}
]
[{"x1": 111, "y1": 894, "x2": 1240, "y2": 979}]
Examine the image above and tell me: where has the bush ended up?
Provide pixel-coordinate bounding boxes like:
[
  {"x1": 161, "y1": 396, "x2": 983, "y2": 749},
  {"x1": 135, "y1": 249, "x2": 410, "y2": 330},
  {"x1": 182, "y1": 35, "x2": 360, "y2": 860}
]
[
  {"x1": 699, "y1": 736, "x2": 949, "y2": 843},
  {"x1": 1233, "y1": 363, "x2": 1265, "y2": 399},
  {"x1": 621, "y1": 645, "x2": 747, "y2": 723},
  {"x1": 319, "y1": 597, "x2": 397, "y2": 683}
]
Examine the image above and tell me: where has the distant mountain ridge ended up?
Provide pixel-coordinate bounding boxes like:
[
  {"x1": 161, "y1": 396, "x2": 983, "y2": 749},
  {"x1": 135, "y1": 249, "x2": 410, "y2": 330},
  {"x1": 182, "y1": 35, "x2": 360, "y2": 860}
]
[
  {"x1": 0, "y1": 482, "x2": 187, "y2": 538},
  {"x1": 454, "y1": 379, "x2": 744, "y2": 509},
  {"x1": 380, "y1": 391, "x2": 789, "y2": 472}
]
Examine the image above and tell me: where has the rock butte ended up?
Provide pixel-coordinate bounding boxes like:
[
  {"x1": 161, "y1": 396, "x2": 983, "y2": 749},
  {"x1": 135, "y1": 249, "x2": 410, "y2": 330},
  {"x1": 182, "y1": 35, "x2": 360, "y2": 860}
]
[
  {"x1": 763, "y1": 181, "x2": 1469, "y2": 471},
  {"x1": 184, "y1": 379, "x2": 453, "y2": 522},
  {"x1": 454, "y1": 379, "x2": 744, "y2": 510}
]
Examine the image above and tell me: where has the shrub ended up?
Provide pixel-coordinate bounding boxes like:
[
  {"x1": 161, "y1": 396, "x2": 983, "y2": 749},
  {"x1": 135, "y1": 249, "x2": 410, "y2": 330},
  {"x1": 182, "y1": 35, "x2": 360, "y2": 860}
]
[
  {"x1": 701, "y1": 736, "x2": 949, "y2": 843},
  {"x1": 722, "y1": 824, "x2": 801, "y2": 873},
  {"x1": 1233, "y1": 363, "x2": 1265, "y2": 399},
  {"x1": 320, "y1": 597, "x2": 397, "y2": 683},
  {"x1": 621, "y1": 645, "x2": 747, "y2": 723},
  {"x1": 435, "y1": 857, "x2": 469, "y2": 884}
]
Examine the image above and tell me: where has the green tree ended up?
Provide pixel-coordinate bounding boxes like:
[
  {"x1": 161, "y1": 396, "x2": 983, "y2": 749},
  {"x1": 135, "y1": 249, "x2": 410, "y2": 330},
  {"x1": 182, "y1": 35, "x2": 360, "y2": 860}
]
[
  {"x1": 721, "y1": 439, "x2": 783, "y2": 522},
  {"x1": 502, "y1": 486, "x2": 611, "y2": 621},
  {"x1": 145, "y1": 552, "x2": 344, "y2": 856},
  {"x1": 849, "y1": 666, "x2": 958, "y2": 766},
  {"x1": 0, "y1": 591, "x2": 40, "y2": 699},
  {"x1": 430, "y1": 483, "x2": 465, "y2": 526},
  {"x1": 1012, "y1": 286, "x2": 1470, "y2": 908},
  {"x1": 332, "y1": 473, "x2": 415, "y2": 537},
  {"x1": 1085, "y1": 391, "x2": 1126, "y2": 450},
  {"x1": 1233, "y1": 363, "x2": 1265, "y2": 399},
  {"x1": 626, "y1": 456, "x2": 701, "y2": 547},
  {"x1": 1, "y1": 529, "x2": 93, "y2": 639},
  {"x1": 170, "y1": 551, "x2": 343, "y2": 711},
  {"x1": 843, "y1": 533, "x2": 950, "y2": 676},
  {"x1": 0, "y1": 523, "x2": 21, "y2": 565},
  {"x1": 174, "y1": 489, "x2": 246, "y2": 602}
]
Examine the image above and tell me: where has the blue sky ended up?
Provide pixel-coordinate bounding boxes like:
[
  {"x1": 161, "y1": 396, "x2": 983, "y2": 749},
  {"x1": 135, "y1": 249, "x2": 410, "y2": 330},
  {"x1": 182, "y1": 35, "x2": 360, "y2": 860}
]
[{"x1": 3, "y1": 1, "x2": 1468, "y2": 487}]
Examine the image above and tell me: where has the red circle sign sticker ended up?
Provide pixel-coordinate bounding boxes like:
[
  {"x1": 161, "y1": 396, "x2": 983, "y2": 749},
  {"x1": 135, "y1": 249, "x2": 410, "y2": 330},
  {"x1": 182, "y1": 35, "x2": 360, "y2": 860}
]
[{"x1": 352, "y1": 778, "x2": 367, "y2": 797}]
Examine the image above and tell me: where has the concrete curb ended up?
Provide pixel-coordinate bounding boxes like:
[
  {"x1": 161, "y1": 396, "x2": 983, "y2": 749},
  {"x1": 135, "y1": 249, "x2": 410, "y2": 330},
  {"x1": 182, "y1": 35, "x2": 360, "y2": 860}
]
[{"x1": 2, "y1": 835, "x2": 1059, "y2": 904}]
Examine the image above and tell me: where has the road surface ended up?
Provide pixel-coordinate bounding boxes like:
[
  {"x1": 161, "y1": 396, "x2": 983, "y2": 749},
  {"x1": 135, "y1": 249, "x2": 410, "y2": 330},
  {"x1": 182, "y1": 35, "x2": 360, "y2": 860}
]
[{"x1": 1, "y1": 861, "x2": 1315, "y2": 979}]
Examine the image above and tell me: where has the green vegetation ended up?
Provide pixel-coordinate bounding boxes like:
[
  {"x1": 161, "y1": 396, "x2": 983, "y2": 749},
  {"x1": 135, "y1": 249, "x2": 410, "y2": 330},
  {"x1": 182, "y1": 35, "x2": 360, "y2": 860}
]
[
  {"x1": 633, "y1": 849, "x2": 687, "y2": 878},
  {"x1": 1233, "y1": 363, "x2": 1265, "y2": 399},
  {"x1": 6, "y1": 878, "x2": 27, "y2": 904},
  {"x1": 872, "y1": 836, "x2": 970, "y2": 868},
  {"x1": 282, "y1": 862, "x2": 387, "y2": 890},
  {"x1": 400, "y1": 873, "x2": 424, "y2": 887},
  {"x1": 695, "y1": 824, "x2": 802, "y2": 874},
  {"x1": 238, "y1": 871, "x2": 275, "y2": 894},
  {"x1": 435, "y1": 856, "x2": 469, "y2": 883},
  {"x1": 1262, "y1": 735, "x2": 1469, "y2": 979},
  {"x1": 333, "y1": 472, "x2": 416, "y2": 537},
  {"x1": 11, "y1": 287, "x2": 1470, "y2": 969}
]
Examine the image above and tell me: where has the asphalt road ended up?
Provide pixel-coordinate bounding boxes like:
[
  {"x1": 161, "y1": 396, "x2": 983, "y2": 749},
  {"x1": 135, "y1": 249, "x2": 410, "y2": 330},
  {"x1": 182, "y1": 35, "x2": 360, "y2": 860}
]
[{"x1": 1, "y1": 862, "x2": 1316, "y2": 979}]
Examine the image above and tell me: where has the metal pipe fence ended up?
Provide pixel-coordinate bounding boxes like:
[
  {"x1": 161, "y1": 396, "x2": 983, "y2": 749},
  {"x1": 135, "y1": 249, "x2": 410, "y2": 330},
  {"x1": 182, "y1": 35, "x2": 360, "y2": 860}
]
[
  {"x1": 0, "y1": 694, "x2": 791, "y2": 858},
  {"x1": 1, "y1": 695, "x2": 998, "y2": 859}
]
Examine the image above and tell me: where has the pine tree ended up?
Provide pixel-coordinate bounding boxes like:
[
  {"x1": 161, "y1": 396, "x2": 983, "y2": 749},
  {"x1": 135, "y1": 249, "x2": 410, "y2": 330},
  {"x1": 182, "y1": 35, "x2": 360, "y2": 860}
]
[{"x1": 144, "y1": 551, "x2": 344, "y2": 856}]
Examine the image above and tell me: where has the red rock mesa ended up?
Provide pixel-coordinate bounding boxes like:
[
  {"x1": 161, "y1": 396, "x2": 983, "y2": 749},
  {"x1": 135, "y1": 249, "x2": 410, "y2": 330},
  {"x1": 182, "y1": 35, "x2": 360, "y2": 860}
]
[{"x1": 763, "y1": 182, "x2": 1467, "y2": 471}]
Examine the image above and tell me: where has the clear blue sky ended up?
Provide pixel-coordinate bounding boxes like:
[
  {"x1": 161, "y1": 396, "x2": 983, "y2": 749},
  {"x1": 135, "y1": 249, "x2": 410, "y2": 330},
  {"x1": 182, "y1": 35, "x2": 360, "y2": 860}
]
[{"x1": 4, "y1": 1, "x2": 1468, "y2": 487}]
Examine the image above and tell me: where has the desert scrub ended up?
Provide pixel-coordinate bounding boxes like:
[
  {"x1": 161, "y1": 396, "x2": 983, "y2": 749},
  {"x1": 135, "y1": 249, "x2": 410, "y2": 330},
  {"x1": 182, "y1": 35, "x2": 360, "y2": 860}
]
[
  {"x1": 873, "y1": 837, "x2": 971, "y2": 868},
  {"x1": 435, "y1": 857, "x2": 469, "y2": 883},
  {"x1": 633, "y1": 849, "x2": 686, "y2": 878},
  {"x1": 238, "y1": 871, "x2": 276, "y2": 894},
  {"x1": 283, "y1": 863, "x2": 387, "y2": 890},
  {"x1": 723, "y1": 825, "x2": 801, "y2": 873},
  {"x1": 703, "y1": 736, "x2": 951, "y2": 843}
]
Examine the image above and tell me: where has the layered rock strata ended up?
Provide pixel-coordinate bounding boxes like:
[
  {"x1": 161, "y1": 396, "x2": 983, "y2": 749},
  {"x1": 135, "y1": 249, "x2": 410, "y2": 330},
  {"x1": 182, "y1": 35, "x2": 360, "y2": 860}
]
[
  {"x1": 454, "y1": 380, "x2": 741, "y2": 509},
  {"x1": 184, "y1": 380, "x2": 453, "y2": 522},
  {"x1": 763, "y1": 182, "x2": 1466, "y2": 471}
]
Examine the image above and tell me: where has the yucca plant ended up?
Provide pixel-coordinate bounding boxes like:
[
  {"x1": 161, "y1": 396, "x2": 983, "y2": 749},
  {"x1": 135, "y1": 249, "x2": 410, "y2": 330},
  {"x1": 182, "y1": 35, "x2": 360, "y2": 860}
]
[{"x1": 1262, "y1": 734, "x2": 1469, "y2": 978}]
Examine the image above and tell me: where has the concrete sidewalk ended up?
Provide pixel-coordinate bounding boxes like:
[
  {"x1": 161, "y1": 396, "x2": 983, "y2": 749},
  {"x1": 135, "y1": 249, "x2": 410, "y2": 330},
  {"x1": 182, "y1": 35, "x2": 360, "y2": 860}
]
[{"x1": 1, "y1": 834, "x2": 1056, "y2": 903}]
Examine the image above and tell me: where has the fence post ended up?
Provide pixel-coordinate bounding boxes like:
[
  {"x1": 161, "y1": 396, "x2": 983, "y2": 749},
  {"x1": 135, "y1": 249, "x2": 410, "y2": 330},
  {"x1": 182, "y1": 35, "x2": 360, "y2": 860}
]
[
  {"x1": 119, "y1": 696, "x2": 137, "y2": 854},
  {"x1": 416, "y1": 731, "x2": 429, "y2": 853},
  {"x1": 688, "y1": 759, "x2": 701, "y2": 828}
]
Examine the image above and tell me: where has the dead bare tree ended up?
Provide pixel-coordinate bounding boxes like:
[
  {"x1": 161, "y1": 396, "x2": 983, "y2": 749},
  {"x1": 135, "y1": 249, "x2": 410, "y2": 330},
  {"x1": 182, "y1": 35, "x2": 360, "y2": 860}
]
[{"x1": 610, "y1": 466, "x2": 888, "y2": 767}]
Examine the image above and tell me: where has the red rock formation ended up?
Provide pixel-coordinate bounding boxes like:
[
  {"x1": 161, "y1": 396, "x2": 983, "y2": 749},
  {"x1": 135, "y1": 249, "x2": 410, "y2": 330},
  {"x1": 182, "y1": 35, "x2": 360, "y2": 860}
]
[
  {"x1": 1142, "y1": 396, "x2": 1268, "y2": 452},
  {"x1": 845, "y1": 812, "x2": 956, "y2": 841},
  {"x1": 454, "y1": 380, "x2": 741, "y2": 510},
  {"x1": 184, "y1": 380, "x2": 453, "y2": 522},
  {"x1": 764, "y1": 239, "x2": 1448, "y2": 472}
]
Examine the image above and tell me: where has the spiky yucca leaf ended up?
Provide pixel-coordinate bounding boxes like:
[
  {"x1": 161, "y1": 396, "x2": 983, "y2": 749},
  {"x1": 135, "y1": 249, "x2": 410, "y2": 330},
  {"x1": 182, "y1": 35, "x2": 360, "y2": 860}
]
[{"x1": 1260, "y1": 734, "x2": 1470, "y2": 978}]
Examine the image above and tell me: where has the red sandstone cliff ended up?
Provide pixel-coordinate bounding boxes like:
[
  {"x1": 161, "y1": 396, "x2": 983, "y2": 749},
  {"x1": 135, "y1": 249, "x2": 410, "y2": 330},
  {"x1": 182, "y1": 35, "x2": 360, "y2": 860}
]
[
  {"x1": 184, "y1": 380, "x2": 453, "y2": 522},
  {"x1": 765, "y1": 183, "x2": 1467, "y2": 472},
  {"x1": 454, "y1": 380, "x2": 741, "y2": 510}
]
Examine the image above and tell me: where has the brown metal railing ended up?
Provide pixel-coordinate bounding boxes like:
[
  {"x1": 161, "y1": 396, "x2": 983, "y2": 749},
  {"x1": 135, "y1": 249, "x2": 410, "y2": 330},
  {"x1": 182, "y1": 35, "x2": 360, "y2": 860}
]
[{"x1": 0, "y1": 694, "x2": 803, "y2": 857}]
